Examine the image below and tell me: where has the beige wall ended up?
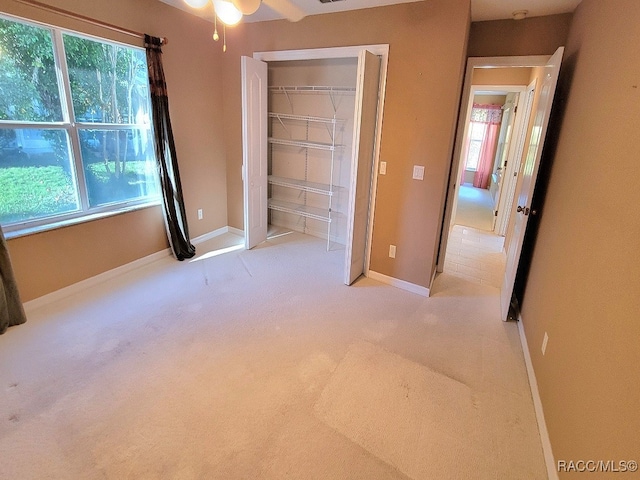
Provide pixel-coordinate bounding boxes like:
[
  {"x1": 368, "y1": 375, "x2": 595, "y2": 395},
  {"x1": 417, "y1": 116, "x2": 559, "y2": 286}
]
[
  {"x1": 520, "y1": 0, "x2": 640, "y2": 469},
  {"x1": 224, "y1": 0, "x2": 471, "y2": 288},
  {"x1": 471, "y1": 67, "x2": 532, "y2": 86},
  {"x1": 468, "y1": 13, "x2": 572, "y2": 57},
  {"x1": 473, "y1": 94, "x2": 506, "y2": 105},
  {"x1": 1, "y1": 0, "x2": 229, "y2": 301}
]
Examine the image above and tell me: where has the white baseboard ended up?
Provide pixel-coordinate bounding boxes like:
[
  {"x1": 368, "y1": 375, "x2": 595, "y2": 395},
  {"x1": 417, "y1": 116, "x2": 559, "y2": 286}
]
[
  {"x1": 367, "y1": 270, "x2": 430, "y2": 297},
  {"x1": 517, "y1": 317, "x2": 558, "y2": 480},
  {"x1": 228, "y1": 226, "x2": 244, "y2": 237},
  {"x1": 191, "y1": 226, "x2": 243, "y2": 244},
  {"x1": 24, "y1": 227, "x2": 241, "y2": 315},
  {"x1": 24, "y1": 248, "x2": 172, "y2": 315}
]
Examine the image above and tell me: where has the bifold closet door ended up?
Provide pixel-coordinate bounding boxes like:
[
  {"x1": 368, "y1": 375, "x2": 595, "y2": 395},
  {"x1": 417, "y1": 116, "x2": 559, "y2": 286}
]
[
  {"x1": 241, "y1": 56, "x2": 268, "y2": 249},
  {"x1": 344, "y1": 50, "x2": 381, "y2": 285}
]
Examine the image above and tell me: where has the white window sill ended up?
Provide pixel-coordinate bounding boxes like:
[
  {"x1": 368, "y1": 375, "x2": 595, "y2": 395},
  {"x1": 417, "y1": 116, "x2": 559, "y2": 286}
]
[{"x1": 4, "y1": 201, "x2": 162, "y2": 240}]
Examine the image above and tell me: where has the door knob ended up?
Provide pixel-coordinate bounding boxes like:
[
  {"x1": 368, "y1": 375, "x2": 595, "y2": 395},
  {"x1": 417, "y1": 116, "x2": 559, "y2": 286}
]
[{"x1": 517, "y1": 205, "x2": 530, "y2": 215}]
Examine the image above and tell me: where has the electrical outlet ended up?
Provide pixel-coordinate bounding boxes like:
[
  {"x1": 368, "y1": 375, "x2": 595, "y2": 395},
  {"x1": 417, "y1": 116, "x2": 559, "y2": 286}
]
[
  {"x1": 412, "y1": 165, "x2": 425, "y2": 180},
  {"x1": 389, "y1": 245, "x2": 396, "y2": 258},
  {"x1": 197, "y1": 209, "x2": 203, "y2": 220},
  {"x1": 379, "y1": 161, "x2": 387, "y2": 175},
  {"x1": 541, "y1": 332, "x2": 549, "y2": 355}
]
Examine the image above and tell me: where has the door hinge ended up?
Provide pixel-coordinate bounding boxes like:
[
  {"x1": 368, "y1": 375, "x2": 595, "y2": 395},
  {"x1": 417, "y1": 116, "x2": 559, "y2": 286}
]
[
  {"x1": 494, "y1": 210, "x2": 498, "y2": 216},
  {"x1": 514, "y1": 105, "x2": 518, "y2": 114}
]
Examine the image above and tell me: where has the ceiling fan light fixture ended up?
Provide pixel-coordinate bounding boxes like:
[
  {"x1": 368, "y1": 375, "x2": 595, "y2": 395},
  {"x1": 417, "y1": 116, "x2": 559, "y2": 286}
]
[
  {"x1": 213, "y1": 0, "x2": 243, "y2": 25},
  {"x1": 183, "y1": 0, "x2": 210, "y2": 8}
]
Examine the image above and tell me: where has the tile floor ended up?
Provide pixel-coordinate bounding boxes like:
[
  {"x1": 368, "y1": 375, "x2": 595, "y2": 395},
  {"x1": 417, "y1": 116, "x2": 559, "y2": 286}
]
[{"x1": 444, "y1": 225, "x2": 506, "y2": 288}]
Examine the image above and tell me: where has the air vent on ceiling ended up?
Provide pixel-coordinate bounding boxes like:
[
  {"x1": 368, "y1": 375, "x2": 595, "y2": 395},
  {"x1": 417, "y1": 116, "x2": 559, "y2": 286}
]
[{"x1": 319, "y1": 0, "x2": 345, "y2": 4}]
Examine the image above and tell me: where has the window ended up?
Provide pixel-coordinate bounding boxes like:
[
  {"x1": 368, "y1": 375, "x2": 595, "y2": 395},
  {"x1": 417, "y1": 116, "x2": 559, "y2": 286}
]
[
  {"x1": 0, "y1": 15, "x2": 159, "y2": 233},
  {"x1": 465, "y1": 121, "x2": 487, "y2": 171}
]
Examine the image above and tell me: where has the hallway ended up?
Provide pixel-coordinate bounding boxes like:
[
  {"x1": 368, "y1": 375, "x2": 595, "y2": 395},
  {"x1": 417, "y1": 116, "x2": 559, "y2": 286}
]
[
  {"x1": 444, "y1": 225, "x2": 505, "y2": 288},
  {"x1": 445, "y1": 183, "x2": 506, "y2": 289}
]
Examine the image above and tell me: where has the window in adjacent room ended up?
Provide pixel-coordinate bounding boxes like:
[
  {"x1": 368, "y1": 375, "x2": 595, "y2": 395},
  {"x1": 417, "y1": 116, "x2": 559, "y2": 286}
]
[
  {"x1": 464, "y1": 121, "x2": 487, "y2": 171},
  {"x1": 0, "y1": 14, "x2": 159, "y2": 234}
]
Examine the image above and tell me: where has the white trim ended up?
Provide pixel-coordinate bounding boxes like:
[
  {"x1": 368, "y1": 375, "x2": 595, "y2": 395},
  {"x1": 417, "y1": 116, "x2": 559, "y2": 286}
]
[
  {"x1": 254, "y1": 44, "x2": 389, "y2": 61},
  {"x1": 469, "y1": 55, "x2": 551, "y2": 68},
  {"x1": 23, "y1": 227, "x2": 242, "y2": 314},
  {"x1": 4, "y1": 201, "x2": 162, "y2": 240},
  {"x1": 191, "y1": 226, "x2": 239, "y2": 244},
  {"x1": 368, "y1": 270, "x2": 430, "y2": 297},
  {"x1": 24, "y1": 247, "x2": 172, "y2": 315},
  {"x1": 228, "y1": 226, "x2": 244, "y2": 236},
  {"x1": 517, "y1": 317, "x2": 558, "y2": 480}
]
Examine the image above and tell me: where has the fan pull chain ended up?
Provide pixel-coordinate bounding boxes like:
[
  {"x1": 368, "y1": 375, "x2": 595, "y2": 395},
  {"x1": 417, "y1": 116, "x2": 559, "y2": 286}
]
[{"x1": 213, "y1": 14, "x2": 219, "y2": 41}]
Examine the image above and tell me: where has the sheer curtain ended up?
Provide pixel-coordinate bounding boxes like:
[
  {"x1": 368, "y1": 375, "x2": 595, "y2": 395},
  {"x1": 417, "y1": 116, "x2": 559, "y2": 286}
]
[
  {"x1": 0, "y1": 225, "x2": 27, "y2": 334},
  {"x1": 145, "y1": 35, "x2": 195, "y2": 261},
  {"x1": 468, "y1": 104, "x2": 503, "y2": 189}
]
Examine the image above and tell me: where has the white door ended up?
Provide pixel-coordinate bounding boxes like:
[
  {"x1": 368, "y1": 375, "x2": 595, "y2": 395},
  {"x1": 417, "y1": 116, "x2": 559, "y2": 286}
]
[
  {"x1": 241, "y1": 56, "x2": 268, "y2": 249},
  {"x1": 501, "y1": 47, "x2": 564, "y2": 319},
  {"x1": 344, "y1": 50, "x2": 381, "y2": 285}
]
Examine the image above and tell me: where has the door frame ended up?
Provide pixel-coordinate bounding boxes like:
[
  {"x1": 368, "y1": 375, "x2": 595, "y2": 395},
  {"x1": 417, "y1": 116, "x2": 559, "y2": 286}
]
[
  {"x1": 437, "y1": 54, "x2": 553, "y2": 276},
  {"x1": 494, "y1": 80, "x2": 535, "y2": 237},
  {"x1": 252, "y1": 44, "x2": 389, "y2": 277}
]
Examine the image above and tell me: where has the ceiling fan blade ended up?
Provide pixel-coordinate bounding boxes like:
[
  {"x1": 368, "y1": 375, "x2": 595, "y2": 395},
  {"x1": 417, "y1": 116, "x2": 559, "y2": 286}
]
[{"x1": 262, "y1": 0, "x2": 306, "y2": 22}]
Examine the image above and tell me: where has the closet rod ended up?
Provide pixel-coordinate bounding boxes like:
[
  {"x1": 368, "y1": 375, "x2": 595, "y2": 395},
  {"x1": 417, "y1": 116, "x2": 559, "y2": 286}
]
[{"x1": 12, "y1": 0, "x2": 168, "y2": 45}]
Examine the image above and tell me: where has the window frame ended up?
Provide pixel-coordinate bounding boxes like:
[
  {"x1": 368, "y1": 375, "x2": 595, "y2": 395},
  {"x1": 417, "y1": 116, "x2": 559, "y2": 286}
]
[
  {"x1": 464, "y1": 121, "x2": 487, "y2": 172},
  {"x1": 0, "y1": 13, "x2": 160, "y2": 239}
]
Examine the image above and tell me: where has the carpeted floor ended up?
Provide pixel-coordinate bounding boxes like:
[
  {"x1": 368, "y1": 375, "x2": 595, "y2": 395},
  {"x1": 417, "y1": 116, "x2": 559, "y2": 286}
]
[
  {"x1": 455, "y1": 184, "x2": 495, "y2": 232},
  {"x1": 0, "y1": 232, "x2": 546, "y2": 479}
]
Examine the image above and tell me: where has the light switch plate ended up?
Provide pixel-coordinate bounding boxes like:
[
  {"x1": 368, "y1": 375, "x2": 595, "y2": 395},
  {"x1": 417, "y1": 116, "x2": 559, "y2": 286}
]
[
  {"x1": 379, "y1": 161, "x2": 387, "y2": 175},
  {"x1": 412, "y1": 165, "x2": 425, "y2": 180}
]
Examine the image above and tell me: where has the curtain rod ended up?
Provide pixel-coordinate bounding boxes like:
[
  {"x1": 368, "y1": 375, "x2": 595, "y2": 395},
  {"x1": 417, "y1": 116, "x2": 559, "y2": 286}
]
[{"x1": 12, "y1": 0, "x2": 168, "y2": 45}]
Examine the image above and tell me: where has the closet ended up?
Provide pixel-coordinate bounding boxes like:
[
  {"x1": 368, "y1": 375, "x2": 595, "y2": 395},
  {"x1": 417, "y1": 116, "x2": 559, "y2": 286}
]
[
  {"x1": 268, "y1": 59, "x2": 356, "y2": 252},
  {"x1": 242, "y1": 48, "x2": 383, "y2": 284}
]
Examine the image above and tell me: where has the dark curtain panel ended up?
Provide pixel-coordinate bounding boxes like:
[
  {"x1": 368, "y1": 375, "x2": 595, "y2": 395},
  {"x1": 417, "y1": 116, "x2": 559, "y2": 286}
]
[
  {"x1": 0, "y1": 225, "x2": 27, "y2": 334},
  {"x1": 145, "y1": 35, "x2": 195, "y2": 261}
]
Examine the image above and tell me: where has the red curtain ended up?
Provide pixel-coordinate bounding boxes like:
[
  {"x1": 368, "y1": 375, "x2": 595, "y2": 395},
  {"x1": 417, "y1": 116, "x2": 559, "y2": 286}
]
[{"x1": 473, "y1": 121, "x2": 500, "y2": 188}]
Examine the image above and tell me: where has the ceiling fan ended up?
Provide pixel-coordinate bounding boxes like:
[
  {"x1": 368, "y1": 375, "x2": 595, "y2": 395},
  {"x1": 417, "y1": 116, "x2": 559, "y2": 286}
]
[{"x1": 183, "y1": 0, "x2": 305, "y2": 24}]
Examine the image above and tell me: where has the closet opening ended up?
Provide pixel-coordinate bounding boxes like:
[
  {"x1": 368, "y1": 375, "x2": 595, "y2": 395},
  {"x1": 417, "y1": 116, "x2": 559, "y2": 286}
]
[
  {"x1": 242, "y1": 45, "x2": 389, "y2": 285},
  {"x1": 267, "y1": 58, "x2": 358, "y2": 251}
]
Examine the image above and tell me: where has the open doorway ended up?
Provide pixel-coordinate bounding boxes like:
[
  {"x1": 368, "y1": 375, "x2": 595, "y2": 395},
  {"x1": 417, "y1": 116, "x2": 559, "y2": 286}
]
[
  {"x1": 454, "y1": 87, "x2": 525, "y2": 233},
  {"x1": 444, "y1": 81, "x2": 530, "y2": 288},
  {"x1": 437, "y1": 49, "x2": 564, "y2": 316}
]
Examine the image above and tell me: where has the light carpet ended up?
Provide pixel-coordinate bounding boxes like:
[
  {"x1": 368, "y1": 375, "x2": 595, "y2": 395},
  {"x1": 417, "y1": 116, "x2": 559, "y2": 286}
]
[
  {"x1": 0, "y1": 231, "x2": 546, "y2": 479},
  {"x1": 455, "y1": 185, "x2": 495, "y2": 232}
]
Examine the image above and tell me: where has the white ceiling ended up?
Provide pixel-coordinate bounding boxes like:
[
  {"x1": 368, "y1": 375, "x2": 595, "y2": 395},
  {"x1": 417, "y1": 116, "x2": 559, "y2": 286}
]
[
  {"x1": 158, "y1": 0, "x2": 582, "y2": 24},
  {"x1": 471, "y1": 0, "x2": 581, "y2": 21}
]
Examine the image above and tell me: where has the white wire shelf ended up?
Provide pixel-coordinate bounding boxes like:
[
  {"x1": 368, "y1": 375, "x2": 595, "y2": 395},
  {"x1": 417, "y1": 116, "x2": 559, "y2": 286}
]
[
  {"x1": 268, "y1": 137, "x2": 342, "y2": 151},
  {"x1": 268, "y1": 112, "x2": 344, "y2": 125},
  {"x1": 269, "y1": 85, "x2": 356, "y2": 94},
  {"x1": 268, "y1": 199, "x2": 331, "y2": 223},
  {"x1": 268, "y1": 175, "x2": 334, "y2": 196}
]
